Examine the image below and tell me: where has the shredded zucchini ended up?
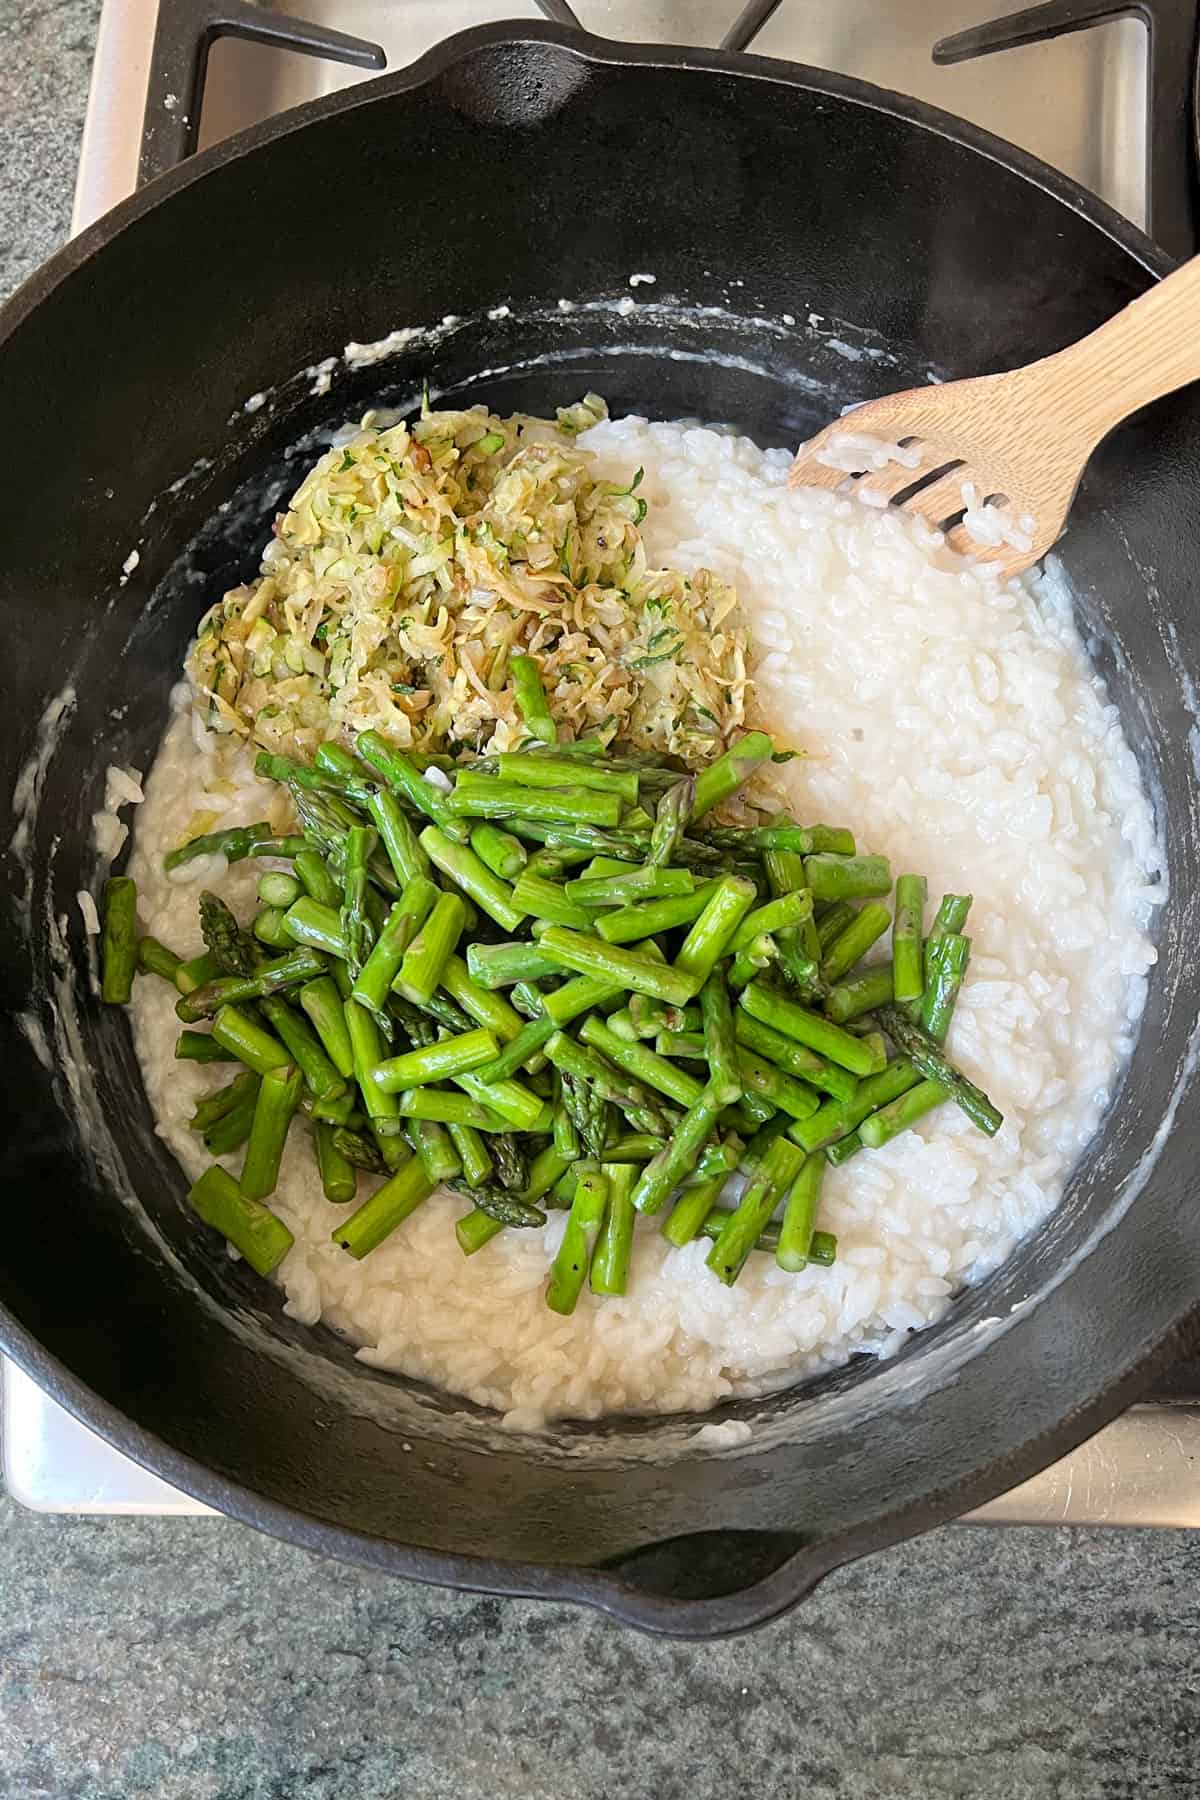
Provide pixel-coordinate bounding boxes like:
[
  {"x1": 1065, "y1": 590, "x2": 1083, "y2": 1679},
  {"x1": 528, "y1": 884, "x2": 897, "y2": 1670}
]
[{"x1": 187, "y1": 396, "x2": 748, "y2": 762}]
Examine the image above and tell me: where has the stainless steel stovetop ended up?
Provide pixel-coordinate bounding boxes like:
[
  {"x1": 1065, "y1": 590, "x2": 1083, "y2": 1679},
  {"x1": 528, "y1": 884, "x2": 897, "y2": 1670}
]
[{"x1": 7, "y1": 0, "x2": 1197, "y2": 1526}]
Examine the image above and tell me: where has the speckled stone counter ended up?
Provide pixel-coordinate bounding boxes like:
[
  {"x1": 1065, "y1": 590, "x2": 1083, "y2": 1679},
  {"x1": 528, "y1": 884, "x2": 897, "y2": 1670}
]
[{"x1": 2, "y1": 3, "x2": 1200, "y2": 1794}]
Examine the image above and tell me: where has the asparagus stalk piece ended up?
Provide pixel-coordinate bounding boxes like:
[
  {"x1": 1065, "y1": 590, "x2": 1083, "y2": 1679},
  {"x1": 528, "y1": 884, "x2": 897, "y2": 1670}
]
[
  {"x1": 331, "y1": 1153, "x2": 435, "y2": 1259},
  {"x1": 706, "y1": 1135, "x2": 806, "y2": 1286},
  {"x1": 348, "y1": 872, "x2": 437, "y2": 1019},
  {"x1": 253, "y1": 907, "x2": 291, "y2": 950},
  {"x1": 370, "y1": 1028, "x2": 500, "y2": 1092},
  {"x1": 824, "y1": 965, "x2": 895, "y2": 1023},
  {"x1": 175, "y1": 1029, "x2": 237, "y2": 1063},
  {"x1": 190, "y1": 1068, "x2": 260, "y2": 1132},
  {"x1": 589, "y1": 1163, "x2": 637, "y2": 1296},
  {"x1": 859, "y1": 1078, "x2": 951, "y2": 1148},
  {"x1": 631, "y1": 1083, "x2": 729, "y2": 1215},
  {"x1": 790, "y1": 1056, "x2": 919, "y2": 1154},
  {"x1": 395, "y1": 1088, "x2": 502, "y2": 1129},
  {"x1": 338, "y1": 824, "x2": 377, "y2": 980},
  {"x1": 566, "y1": 869, "x2": 693, "y2": 909},
  {"x1": 878, "y1": 1004, "x2": 1002, "y2": 1136},
  {"x1": 509, "y1": 652, "x2": 557, "y2": 744},
  {"x1": 733, "y1": 1011, "x2": 858, "y2": 1102},
  {"x1": 538, "y1": 926, "x2": 702, "y2": 1007},
  {"x1": 406, "y1": 1118, "x2": 461, "y2": 1183},
  {"x1": 201, "y1": 1079, "x2": 261, "y2": 1156},
  {"x1": 164, "y1": 823, "x2": 305, "y2": 872},
  {"x1": 464, "y1": 940, "x2": 560, "y2": 989},
  {"x1": 314, "y1": 1121, "x2": 357, "y2": 1204},
  {"x1": 804, "y1": 854, "x2": 892, "y2": 903},
  {"x1": 739, "y1": 981, "x2": 881, "y2": 1076},
  {"x1": 736, "y1": 1048, "x2": 820, "y2": 1121},
  {"x1": 728, "y1": 889, "x2": 814, "y2": 955},
  {"x1": 419, "y1": 826, "x2": 525, "y2": 932},
  {"x1": 211, "y1": 1004, "x2": 291, "y2": 1076},
  {"x1": 137, "y1": 935, "x2": 181, "y2": 984},
  {"x1": 100, "y1": 877, "x2": 138, "y2": 1004},
  {"x1": 511, "y1": 871, "x2": 595, "y2": 930},
  {"x1": 815, "y1": 902, "x2": 855, "y2": 951},
  {"x1": 546, "y1": 1167, "x2": 608, "y2": 1314},
  {"x1": 497, "y1": 752, "x2": 637, "y2": 804},
  {"x1": 357, "y1": 730, "x2": 470, "y2": 842},
  {"x1": 453, "y1": 1070, "x2": 551, "y2": 1132},
  {"x1": 438, "y1": 954, "x2": 524, "y2": 1043},
  {"x1": 673, "y1": 876, "x2": 757, "y2": 984},
  {"x1": 660, "y1": 1170, "x2": 730, "y2": 1249},
  {"x1": 239, "y1": 1063, "x2": 303, "y2": 1200},
  {"x1": 187, "y1": 1165, "x2": 294, "y2": 1273},
  {"x1": 579, "y1": 1014, "x2": 705, "y2": 1110},
  {"x1": 690, "y1": 731, "x2": 774, "y2": 819},
  {"x1": 282, "y1": 898, "x2": 347, "y2": 959},
  {"x1": 447, "y1": 1121, "x2": 493, "y2": 1187},
  {"x1": 593, "y1": 886, "x2": 714, "y2": 945},
  {"x1": 469, "y1": 822, "x2": 528, "y2": 882},
  {"x1": 776, "y1": 1155, "x2": 825, "y2": 1271},
  {"x1": 175, "y1": 947, "x2": 327, "y2": 1022},
  {"x1": 891, "y1": 874, "x2": 927, "y2": 1003},
  {"x1": 293, "y1": 848, "x2": 340, "y2": 909},
  {"x1": 344, "y1": 999, "x2": 402, "y2": 1140},
  {"x1": 391, "y1": 890, "x2": 464, "y2": 1005},
  {"x1": 820, "y1": 901, "x2": 892, "y2": 984},
  {"x1": 698, "y1": 1211, "x2": 838, "y2": 1264},
  {"x1": 366, "y1": 785, "x2": 432, "y2": 886},
  {"x1": 258, "y1": 994, "x2": 347, "y2": 1100},
  {"x1": 474, "y1": 1015, "x2": 557, "y2": 1082},
  {"x1": 919, "y1": 932, "x2": 970, "y2": 1043}
]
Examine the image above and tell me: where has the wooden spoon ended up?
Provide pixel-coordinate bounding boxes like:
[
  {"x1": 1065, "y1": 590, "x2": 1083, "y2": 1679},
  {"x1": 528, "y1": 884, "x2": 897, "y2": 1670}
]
[{"x1": 789, "y1": 257, "x2": 1200, "y2": 581}]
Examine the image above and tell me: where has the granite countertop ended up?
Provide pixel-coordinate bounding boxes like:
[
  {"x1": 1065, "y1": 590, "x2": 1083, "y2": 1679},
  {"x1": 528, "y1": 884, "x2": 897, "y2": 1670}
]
[{"x1": 2, "y1": 3, "x2": 1200, "y2": 1795}]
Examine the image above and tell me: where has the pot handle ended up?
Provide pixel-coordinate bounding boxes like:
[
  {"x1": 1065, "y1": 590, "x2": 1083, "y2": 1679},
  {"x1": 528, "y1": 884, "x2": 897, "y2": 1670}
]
[{"x1": 138, "y1": 0, "x2": 386, "y2": 189}]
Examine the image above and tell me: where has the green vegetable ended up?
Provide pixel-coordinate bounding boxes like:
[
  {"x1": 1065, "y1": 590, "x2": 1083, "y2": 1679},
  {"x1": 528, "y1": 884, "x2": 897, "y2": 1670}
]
[
  {"x1": 282, "y1": 897, "x2": 347, "y2": 959},
  {"x1": 370, "y1": 1027, "x2": 500, "y2": 1092},
  {"x1": 691, "y1": 731, "x2": 775, "y2": 819},
  {"x1": 705, "y1": 1135, "x2": 805, "y2": 1286},
  {"x1": 137, "y1": 935, "x2": 182, "y2": 984},
  {"x1": 258, "y1": 871, "x2": 302, "y2": 910},
  {"x1": 631, "y1": 1083, "x2": 728, "y2": 1215},
  {"x1": 776, "y1": 1155, "x2": 824, "y2": 1271},
  {"x1": 820, "y1": 901, "x2": 892, "y2": 984},
  {"x1": 579, "y1": 1014, "x2": 705, "y2": 1110},
  {"x1": 294, "y1": 848, "x2": 340, "y2": 909},
  {"x1": 790, "y1": 1057, "x2": 919, "y2": 1154},
  {"x1": 892, "y1": 874, "x2": 927, "y2": 1003},
  {"x1": 187, "y1": 1165, "x2": 294, "y2": 1274},
  {"x1": 469, "y1": 822, "x2": 528, "y2": 882},
  {"x1": 509, "y1": 653, "x2": 557, "y2": 744},
  {"x1": 593, "y1": 886, "x2": 714, "y2": 945},
  {"x1": 447, "y1": 1121, "x2": 493, "y2": 1187},
  {"x1": 298, "y1": 977, "x2": 356, "y2": 1078},
  {"x1": 660, "y1": 1170, "x2": 730, "y2": 1249},
  {"x1": 589, "y1": 1163, "x2": 637, "y2": 1296},
  {"x1": 804, "y1": 854, "x2": 892, "y2": 902},
  {"x1": 824, "y1": 965, "x2": 895, "y2": 1023},
  {"x1": 419, "y1": 826, "x2": 525, "y2": 932},
  {"x1": 674, "y1": 876, "x2": 757, "y2": 984},
  {"x1": 240, "y1": 1063, "x2": 303, "y2": 1200},
  {"x1": 646, "y1": 776, "x2": 694, "y2": 867},
  {"x1": 739, "y1": 981, "x2": 880, "y2": 1076},
  {"x1": 859, "y1": 1078, "x2": 951, "y2": 1149},
  {"x1": 919, "y1": 932, "x2": 970, "y2": 1044},
  {"x1": 878, "y1": 1004, "x2": 1002, "y2": 1136},
  {"x1": 357, "y1": 731, "x2": 470, "y2": 843},
  {"x1": 175, "y1": 1029, "x2": 236, "y2": 1063},
  {"x1": 546, "y1": 1166, "x2": 608, "y2": 1314},
  {"x1": 366, "y1": 785, "x2": 432, "y2": 886},
  {"x1": 511, "y1": 871, "x2": 595, "y2": 930},
  {"x1": 100, "y1": 877, "x2": 138, "y2": 1004},
  {"x1": 497, "y1": 752, "x2": 637, "y2": 805},
  {"x1": 175, "y1": 947, "x2": 326, "y2": 1022},
  {"x1": 314, "y1": 1120, "x2": 357, "y2": 1205},
  {"x1": 257, "y1": 994, "x2": 346, "y2": 1100},
  {"x1": 211, "y1": 1004, "x2": 291, "y2": 1076},
  {"x1": 164, "y1": 823, "x2": 306, "y2": 873},
  {"x1": 538, "y1": 927, "x2": 702, "y2": 1008},
  {"x1": 394, "y1": 890, "x2": 466, "y2": 1005},
  {"x1": 331, "y1": 1153, "x2": 436, "y2": 1258},
  {"x1": 448, "y1": 775, "x2": 622, "y2": 829}
]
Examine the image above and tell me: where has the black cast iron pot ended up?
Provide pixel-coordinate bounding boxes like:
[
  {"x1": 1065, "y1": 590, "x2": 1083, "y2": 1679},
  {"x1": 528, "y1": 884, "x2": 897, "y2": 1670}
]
[{"x1": 3, "y1": 24, "x2": 1199, "y2": 1636}]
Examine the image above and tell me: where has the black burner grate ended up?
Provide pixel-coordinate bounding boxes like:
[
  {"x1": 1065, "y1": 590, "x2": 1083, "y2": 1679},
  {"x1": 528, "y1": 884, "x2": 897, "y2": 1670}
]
[{"x1": 934, "y1": 0, "x2": 1200, "y2": 257}]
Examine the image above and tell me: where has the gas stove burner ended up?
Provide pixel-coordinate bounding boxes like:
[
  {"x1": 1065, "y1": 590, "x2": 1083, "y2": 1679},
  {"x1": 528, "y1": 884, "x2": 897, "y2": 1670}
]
[
  {"x1": 934, "y1": 0, "x2": 1200, "y2": 255},
  {"x1": 532, "y1": 0, "x2": 789, "y2": 52}
]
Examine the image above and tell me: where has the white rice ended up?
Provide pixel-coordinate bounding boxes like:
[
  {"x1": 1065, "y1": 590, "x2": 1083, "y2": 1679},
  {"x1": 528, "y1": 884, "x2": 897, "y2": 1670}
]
[{"x1": 126, "y1": 417, "x2": 1163, "y2": 1430}]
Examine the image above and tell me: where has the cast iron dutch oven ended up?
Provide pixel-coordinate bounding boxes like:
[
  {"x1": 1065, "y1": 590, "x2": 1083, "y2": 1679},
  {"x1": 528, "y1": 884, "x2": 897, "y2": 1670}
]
[{"x1": 3, "y1": 24, "x2": 1200, "y2": 1637}]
